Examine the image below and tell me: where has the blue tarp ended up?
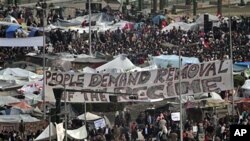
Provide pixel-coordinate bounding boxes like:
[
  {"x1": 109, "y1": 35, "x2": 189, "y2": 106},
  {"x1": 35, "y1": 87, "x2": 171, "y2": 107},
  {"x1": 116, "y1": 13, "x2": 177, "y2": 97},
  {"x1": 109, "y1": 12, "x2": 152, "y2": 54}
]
[
  {"x1": 134, "y1": 22, "x2": 144, "y2": 30},
  {"x1": 152, "y1": 55, "x2": 200, "y2": 68},
  {"x1": 6, "y1": 25, "x2": 20, "y2": 38},
  {"x1": 235, "y1": 62, "x2": 250, "y2": 68},
  {"x1": 233, "y1": 64, "x2": 247, "y2": 72},
  {"x1": 28, "y1": 29, "x2": 38, "y2": 37},
  {"x1": 152, "y1": 15, "x2": 166, "y2": 25}
]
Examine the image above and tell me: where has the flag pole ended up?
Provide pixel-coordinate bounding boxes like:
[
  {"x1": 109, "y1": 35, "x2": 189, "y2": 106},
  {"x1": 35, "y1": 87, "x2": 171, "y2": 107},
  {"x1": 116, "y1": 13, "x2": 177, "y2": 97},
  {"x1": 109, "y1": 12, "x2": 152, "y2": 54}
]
[
  {"x1": 179, "y1": 47, "x2": 183, "y2": 141},
  {"x1": 88, "y1": 0, "x2": 92, "y2": 56},
  {"x1": 228, "y1": 0, "x2": 235, "y2": 119}
]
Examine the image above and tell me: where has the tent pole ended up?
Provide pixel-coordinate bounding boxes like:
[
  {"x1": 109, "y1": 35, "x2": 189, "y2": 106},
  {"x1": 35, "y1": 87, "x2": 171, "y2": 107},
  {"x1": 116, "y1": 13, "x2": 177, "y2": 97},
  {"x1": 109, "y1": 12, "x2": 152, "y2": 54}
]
[
  {"x1": 88, "y1": 0, "x2": 92, "y2": 56},
  {"x1": 42, "y1": 0, "x2": 46, "y2": 120},
  {"x1": 179, "y1": 47, "x2": 183, "y2": 141}
]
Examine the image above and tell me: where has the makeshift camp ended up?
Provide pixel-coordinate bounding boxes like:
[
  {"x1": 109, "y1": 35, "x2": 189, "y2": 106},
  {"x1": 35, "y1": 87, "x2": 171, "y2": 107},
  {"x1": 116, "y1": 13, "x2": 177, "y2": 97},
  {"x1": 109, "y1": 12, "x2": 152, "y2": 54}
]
[{"x1": 152, "y1": 55, "x2": 200, "y2": 68}]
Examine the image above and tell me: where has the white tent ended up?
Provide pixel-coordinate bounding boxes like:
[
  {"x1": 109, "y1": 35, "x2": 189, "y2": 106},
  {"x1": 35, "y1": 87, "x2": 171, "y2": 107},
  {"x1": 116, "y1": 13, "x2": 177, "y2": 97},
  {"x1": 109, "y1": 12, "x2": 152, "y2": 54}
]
[
  {"x1": 96, "y1": 54, "x2": 136, "y2": 73},
  {"x1": 152, "y1": 55, "x2": 200, "y2": 68},
  {"x1": 241, "y1": 80, "x2": 250, "y2": 97},
  {"x1": 0, "y1": 114, "x2": 40, "y2": 123},
  {"x1": 77, "y1": 112, "x2": 102, "y2": 121},
  {"x1": 162, "y1": 22, "x2": 199, "y2": 32},
  {"x1": 0, "y1": 68, "x2": 43, "y2": 85},
  {"x1": 128, "y1": 64, "x2": 158, "y2": 72},
  {"x1": 194, "y1": 92, "x2": 223, "y2": 100},
  {"x1": 4, "y1": 15, "x2": 19, "y2": 24},
  {"x1": 35, "y1": 123, "x2": 87, "y2": 141},
  {"x1": 241, "y1": 80, "x2": 250, "y2": 90},
  {"x1": 67, "y1": 125, "x2": 88, "y2": 140},
  {"x1": 35, "y1": 123, "x2": 57, "y2": 141},
  {"x1": 195, "y1": 14, "x2": 219, "y2": 25},
  {"x1": 0, "y1": 96, "x2": 20, "y2": 106},
  {"x1": 82, "y1": 66, "x2": 97, "y2": 73}
]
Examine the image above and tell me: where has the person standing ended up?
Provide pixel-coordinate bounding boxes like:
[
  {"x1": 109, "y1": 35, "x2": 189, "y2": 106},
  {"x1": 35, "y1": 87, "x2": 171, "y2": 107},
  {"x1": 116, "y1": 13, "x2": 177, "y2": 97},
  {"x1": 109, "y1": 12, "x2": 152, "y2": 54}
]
[{"x1": 103, "y1": 125, "x2": 112, "y2": 141}]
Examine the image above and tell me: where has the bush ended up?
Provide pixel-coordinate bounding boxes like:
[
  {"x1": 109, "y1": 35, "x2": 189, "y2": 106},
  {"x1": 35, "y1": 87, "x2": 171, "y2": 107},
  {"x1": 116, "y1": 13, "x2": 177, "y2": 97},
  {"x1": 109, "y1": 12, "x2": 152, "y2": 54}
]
[{"x1": 234, "y1": 74, "x2": 245, "y2": 87}]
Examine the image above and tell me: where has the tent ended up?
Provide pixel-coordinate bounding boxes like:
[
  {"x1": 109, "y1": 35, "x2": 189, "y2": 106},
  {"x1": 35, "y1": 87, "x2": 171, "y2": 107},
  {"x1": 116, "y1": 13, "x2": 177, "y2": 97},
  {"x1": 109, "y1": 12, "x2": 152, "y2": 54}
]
[
  {"x1": 162, "y1": 22, "x2": 199, "y2": 32},
  {"x1": 6, "y1": 25, "x2": 21, "y2": 38},
  {"x1": 152, "y1": 55, "x2": 200, "y2": 68},
  {"x1": 77, "y1": 112, "x2": 102, "y2": 121},
  {"x1": 235, "y1": 62, "x2": 250, "y2": 68},
  {"x1": 8, "y1": 101, "x2": 33, "y2": 111},
  {"x1": 0, "y1": 68, "x2": 43, "y2": 84},
  {"x1": 67, "y1": 125, "x2": 88, "y2": 140},
  {"x1": 35, "y1": 123, "x2": 87, "y2": 141},
  {"x1": 56, "y1": 13, "x2": 115, "y2": 27},
  {"x1": 96, "y1": 54, "x2": 136, "y2": 73},
  {"x1": 0, "y1": 108, "x2": 22, "y2": 115},
  {"x1": 0, "y1": 96, "x2": 20, "y2": 106},
  {"x1": 35, "y1": 123, "x2": 57, "y2": 141},
  {"x1": 0, "y1": 114, "x2": 40, "y2": 123},
  {"x1": 82, "y1": 66, "x2": 97, "y2": 73},
  {"x1": 152, "y1": 15, "x2": 166, "y2": 25},
  {"x1": 241, "y1": 80, "x2": 250, "y2": 97},
  {"x1": 3, "y1": 15, "x2": 19, "y2": 24},
  {"x1": 28, "y1": 29, "x2": 39, "y2": 37},
  {"x1": 189, "y1": 92, "x2": 227, "y2": 108},
  {"x1": 195, "y1": 14, "x2": 219, "y2": 25}
]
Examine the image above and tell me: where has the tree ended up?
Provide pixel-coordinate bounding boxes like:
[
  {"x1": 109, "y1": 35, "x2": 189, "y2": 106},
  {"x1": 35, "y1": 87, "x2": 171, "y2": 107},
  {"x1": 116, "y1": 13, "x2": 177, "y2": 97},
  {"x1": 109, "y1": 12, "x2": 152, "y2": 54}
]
[{"x1": 234, "y1": 74, "x2": 245, "y2": 88}]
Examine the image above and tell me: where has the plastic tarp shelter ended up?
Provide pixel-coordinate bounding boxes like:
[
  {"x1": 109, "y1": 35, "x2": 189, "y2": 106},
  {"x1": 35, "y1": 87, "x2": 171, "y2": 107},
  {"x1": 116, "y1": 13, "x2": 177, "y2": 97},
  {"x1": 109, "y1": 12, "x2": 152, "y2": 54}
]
[
  {"x1": 0, "y1": 96, "x2": 20, "y2": 106},
  {"x1": 241, "y1": 79, "x2": 250, "y2": 98},
  {"x1": 0, "y1": 68, "x2": 43, "y2": 85},
  {"x1": 195, "y1": 14, "x2": 219, "y2": 25},
  {"x1": 235, "y1": 62, "x2": 250, "y2": 68},
  {"x1": 77, "y1": 112, "x2": 102, "y2": 121},
  {"x1": 0, "y1": 108, "x2": 22, "y2": 115},
  {"x1": 67, "y1": 125, "x2": 88, "y2": 140},
  {"x1": 9, "y1": 101, "x2": 33, "y2": 110},
  {"x1": 56, "y1": 13, "x2": 115, "y2": 27},
  {"x1": 241, "y1": 80, "x2": 250, "y2": 90},
  {"x1": 152, "y1": 55, "x2": 200, "y2": 68},
  {"x1": 187, "y1": 92, "x2": 227, "y2": 108},
  {"x1": 96, "y1": 54, "x2": 136, "y2": 73},
  {"x1": 0, "y1": 114, "x2": 40, "y2": 123},
  {"x1": 28, "y1": 29, "x2": 38, "y2": 37},
  {"x1": 233, "y1": 64, "x2": 248, "y2": 72},
  {"x1": 35, "y1": 123, "x2": 57, "y2": 141},
  {"x1": 162, "y1": 22, "x2": 199, "y2": 32},
  {"x1": 4, "y1": 15, "x2": 19, "y2": 24},
  {"x1": 6, "y1": 25, "x2": 21, "y2": 38},
  {"x1": 82, "y1": 66, "x2": 97, "y2": 73}
]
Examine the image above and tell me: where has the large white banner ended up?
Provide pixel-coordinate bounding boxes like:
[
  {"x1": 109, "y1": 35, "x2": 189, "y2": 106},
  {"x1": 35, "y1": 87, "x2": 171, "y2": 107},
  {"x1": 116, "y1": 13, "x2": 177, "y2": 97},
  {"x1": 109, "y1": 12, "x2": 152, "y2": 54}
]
[
  {"x1": 0, "y1": 36, "x2": 43, "y2": 47},
  {"x1": 45, "y1": 60, "x2": 233, "y2": 103}
]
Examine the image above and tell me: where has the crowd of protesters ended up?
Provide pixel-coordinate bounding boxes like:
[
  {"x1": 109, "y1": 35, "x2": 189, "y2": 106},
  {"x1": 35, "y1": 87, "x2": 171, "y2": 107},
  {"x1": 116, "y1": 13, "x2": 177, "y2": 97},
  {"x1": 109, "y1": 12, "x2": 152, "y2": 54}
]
[
  {"x1": 1, "y1": 1, "x2": 250, "y2": 66},
  {"x1": 84, "y1": 109, "x2": 250, "y2": 141}
]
